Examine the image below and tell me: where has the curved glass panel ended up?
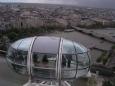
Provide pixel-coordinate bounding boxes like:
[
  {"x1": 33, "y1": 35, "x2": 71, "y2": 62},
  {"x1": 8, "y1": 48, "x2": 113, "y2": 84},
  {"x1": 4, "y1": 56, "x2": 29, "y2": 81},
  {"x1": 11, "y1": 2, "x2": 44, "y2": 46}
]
[
  {"x1": 14, "y1": 50, "x2": 27, "y2": 65},
  {"x1": 61, "y1": 54, "x2": 77, "y2": 79},
  {"x1": 76, "y1": 68, "x2": 89, "y2": 78},
  {"x1": 32, "y1": 53, "x2": 57, "y2": 80},
  {"x1": 32, "y1": 37, "x2": 60, "y2": 54},
  {"x1": 77, "y1": 52, "x2": 90, "y2": 69},
  {"x1": 7, "y1": 47, "x2": 28, "y2": 75},
  {"x1": 74, "y1": 42, "x2": 88, "y2": 54},
  {"x1": 6, "y1": 36, "x2": 90, "y2": 79},
  {"x1": 11, "y1": 64, "x2": 27, "y2": 75},
  {"x1": 7, "y1": 47, "x2": 16, "y2": 61},
  {"x1": 11, "y1": 39, "x2": 23, "y2": 49},
  {"x1": 62, "y1": 39, "x2": 75, "y2": 54},
  {"x1": 17, "y1": 37, "x2": 34, "y2": 51}
]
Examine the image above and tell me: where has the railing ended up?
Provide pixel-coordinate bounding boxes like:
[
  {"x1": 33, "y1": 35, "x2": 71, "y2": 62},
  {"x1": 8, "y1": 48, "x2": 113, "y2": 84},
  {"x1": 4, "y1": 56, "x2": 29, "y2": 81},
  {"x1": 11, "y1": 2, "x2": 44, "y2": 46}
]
[{"x1": 0, "y1": 50, "x2": 6, "y2": 55}]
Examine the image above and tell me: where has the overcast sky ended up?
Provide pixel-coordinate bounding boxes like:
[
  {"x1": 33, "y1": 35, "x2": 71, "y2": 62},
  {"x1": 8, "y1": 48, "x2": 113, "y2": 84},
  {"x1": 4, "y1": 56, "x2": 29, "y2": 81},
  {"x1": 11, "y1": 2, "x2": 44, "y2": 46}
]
[{"x1": 0, "y1": 0, "x2": 115, "y2": 9}]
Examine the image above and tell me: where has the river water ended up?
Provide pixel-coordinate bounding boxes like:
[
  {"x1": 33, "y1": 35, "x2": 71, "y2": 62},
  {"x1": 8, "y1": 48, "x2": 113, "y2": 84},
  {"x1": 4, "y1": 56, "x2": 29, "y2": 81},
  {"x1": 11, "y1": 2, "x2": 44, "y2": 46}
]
[{"x1": 46, "y1": 31, "x2": 113, "y2": 63}]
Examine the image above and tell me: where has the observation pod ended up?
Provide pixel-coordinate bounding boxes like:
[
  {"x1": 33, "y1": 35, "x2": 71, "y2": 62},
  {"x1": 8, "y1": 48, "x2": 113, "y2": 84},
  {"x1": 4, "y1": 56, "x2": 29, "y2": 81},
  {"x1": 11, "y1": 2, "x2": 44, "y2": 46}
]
[{"x1": 6, "y1": 36, "x2": 91, "y2": 86}]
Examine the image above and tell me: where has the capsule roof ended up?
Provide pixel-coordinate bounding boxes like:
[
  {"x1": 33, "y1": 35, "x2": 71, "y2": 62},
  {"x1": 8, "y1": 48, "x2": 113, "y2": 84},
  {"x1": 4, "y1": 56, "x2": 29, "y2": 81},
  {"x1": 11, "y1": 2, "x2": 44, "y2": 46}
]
[{"x1": 11, "y1": 36, "x2": 88, "y2": 54}]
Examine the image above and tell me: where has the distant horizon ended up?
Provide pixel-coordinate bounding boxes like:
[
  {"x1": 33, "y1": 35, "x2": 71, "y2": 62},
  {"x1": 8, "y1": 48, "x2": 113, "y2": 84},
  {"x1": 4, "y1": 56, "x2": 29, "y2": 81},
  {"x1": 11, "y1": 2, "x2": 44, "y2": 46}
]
[{"x1": 0, "y1": 0, "x2": 115, "y2": 9}]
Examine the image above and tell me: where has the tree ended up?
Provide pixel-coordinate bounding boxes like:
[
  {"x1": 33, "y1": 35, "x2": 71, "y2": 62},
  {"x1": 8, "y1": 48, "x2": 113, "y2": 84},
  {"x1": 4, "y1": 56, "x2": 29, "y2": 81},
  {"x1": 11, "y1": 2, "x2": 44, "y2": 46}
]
[{"x1": 7, "y1": 32, "x2": 18, "y2": 41}]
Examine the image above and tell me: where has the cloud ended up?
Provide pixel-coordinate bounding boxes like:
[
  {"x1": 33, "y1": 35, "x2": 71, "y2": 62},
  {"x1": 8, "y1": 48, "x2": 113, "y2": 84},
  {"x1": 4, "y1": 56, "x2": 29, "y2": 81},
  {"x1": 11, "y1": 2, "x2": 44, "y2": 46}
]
[
  {"x1": 22, "y1": 0, "x2": 78, "y2": 5},
  {"x1": 0, "y1": 0, "x2": 115, "y2": 9},
  {"x1": 0, "y1": 0, "x2": 78, "y2": 5}
]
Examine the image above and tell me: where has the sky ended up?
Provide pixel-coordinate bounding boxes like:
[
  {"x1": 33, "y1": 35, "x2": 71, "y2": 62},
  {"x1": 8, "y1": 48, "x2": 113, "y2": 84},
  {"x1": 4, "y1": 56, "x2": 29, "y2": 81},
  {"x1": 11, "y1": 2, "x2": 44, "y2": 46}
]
[{"x1": 0, "y1": 0, "x2": 115, "y2": 9}]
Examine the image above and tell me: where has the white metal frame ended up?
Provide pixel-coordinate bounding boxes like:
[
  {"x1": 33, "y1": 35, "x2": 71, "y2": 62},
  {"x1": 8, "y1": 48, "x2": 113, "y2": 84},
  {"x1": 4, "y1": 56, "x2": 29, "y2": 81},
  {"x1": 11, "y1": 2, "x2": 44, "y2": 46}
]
[
  {"x1": 25, "y1": 36, "x2": 37, "y2": 86},
  {"x1": 24, "y1": 37, "x2": 71, "y2": 86}
]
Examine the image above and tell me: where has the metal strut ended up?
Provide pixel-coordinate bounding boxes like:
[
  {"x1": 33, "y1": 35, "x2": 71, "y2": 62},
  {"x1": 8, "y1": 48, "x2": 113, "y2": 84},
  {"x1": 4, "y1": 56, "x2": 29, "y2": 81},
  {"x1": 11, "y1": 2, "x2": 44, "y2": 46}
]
[
  {"x1": 23, "y1": 37, "x2": 71, "y2": 86},
  {"x1": 24, "y1": 36, "x2": 37, "y2": 86}
]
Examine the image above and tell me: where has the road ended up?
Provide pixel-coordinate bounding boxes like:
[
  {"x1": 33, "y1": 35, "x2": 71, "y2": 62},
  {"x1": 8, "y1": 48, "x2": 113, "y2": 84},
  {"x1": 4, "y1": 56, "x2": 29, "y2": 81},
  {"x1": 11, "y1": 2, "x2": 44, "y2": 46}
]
[{"x1": 0, "y1": 57, "x2": 28, "y2": 86}]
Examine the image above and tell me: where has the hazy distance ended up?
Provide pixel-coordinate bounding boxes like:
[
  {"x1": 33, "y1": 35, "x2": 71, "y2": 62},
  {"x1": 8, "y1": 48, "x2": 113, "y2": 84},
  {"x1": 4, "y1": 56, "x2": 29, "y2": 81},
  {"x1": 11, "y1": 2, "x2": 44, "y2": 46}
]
[{"x1": 0, "y1": 0, "x2": 115, "y2": 9}]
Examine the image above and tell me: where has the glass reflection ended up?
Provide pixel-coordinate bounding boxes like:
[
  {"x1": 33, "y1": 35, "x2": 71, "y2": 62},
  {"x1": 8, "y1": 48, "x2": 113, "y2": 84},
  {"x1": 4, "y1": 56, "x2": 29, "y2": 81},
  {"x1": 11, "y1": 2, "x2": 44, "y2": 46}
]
[
  {"x1": 32, "y1": 53, "x2": 56, "y2": 79},
  {"x1": 17, "y1": 37, "x2": 34, "y2": 51},
  {"x1": 6, "y1": 36, "x2": 91, "y2": 80},
  {"x1": 61, "y1": 54, "x2": 77, "y2": 79},
  {"x1": 74, "y1": 42, "x2": 88, "y2": 53},
  {"x1": 77, "y1": 53, "x2": 90, "y2": 69},
  {"x1": 7, "y1": 47, "x2": 28, "y2": 74},
  {"x1": 11, "y1": 39, "x2": 22, "y2": 49},
  {"x1": 62, "y1": 39, "x2": 75, "y2": 54}
]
